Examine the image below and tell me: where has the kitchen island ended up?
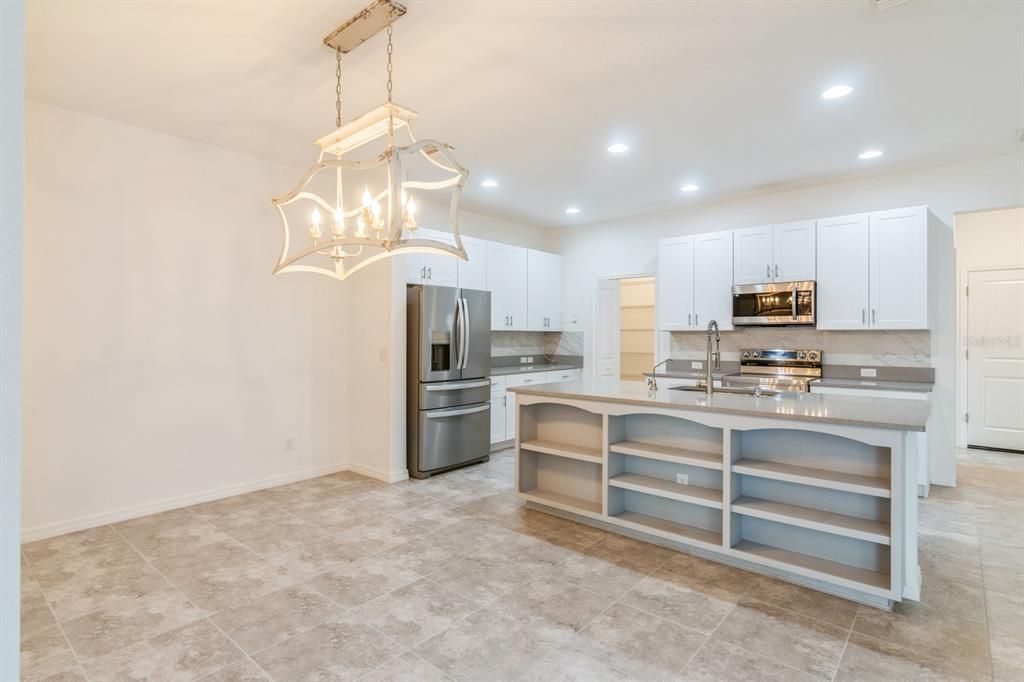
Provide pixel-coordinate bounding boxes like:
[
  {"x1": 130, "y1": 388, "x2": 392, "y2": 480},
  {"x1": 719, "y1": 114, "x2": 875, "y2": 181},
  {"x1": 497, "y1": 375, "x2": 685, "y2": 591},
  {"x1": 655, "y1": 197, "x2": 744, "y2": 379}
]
[{"x1": 507, "y1": 378, "x2": 928, "y2": 609}]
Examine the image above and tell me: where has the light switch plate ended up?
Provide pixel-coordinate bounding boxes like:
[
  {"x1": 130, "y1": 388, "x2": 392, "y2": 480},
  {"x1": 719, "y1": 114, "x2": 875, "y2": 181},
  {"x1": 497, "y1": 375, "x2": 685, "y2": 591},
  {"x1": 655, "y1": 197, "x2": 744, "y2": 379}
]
[
  {"x1": 691, "y1": 361, "x2": 702, "y2": 370},
  {"x1": 860, "y1": 368, "x2": 878, "y2": 378},
  {"x1": 675, "y1": 473, "x2": 689, "y2": 485}
]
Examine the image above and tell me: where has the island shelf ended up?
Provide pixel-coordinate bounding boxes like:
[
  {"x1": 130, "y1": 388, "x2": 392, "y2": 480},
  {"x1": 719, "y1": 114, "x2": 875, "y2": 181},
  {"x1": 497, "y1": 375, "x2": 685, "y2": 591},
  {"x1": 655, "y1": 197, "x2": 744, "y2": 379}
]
[{"x1": 510, "y1": 382, "x2": 923, "y2": 609}]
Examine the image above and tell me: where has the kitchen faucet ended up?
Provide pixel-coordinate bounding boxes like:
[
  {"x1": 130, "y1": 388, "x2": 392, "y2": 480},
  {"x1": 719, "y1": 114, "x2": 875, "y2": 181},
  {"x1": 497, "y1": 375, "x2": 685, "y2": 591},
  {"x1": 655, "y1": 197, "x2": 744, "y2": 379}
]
[
  {"x1": 704, "y1": 320, "x2": 721, "y2": 397},
  {"x1": 646, "y1": 358, "x2": 670, "y2": 390}
]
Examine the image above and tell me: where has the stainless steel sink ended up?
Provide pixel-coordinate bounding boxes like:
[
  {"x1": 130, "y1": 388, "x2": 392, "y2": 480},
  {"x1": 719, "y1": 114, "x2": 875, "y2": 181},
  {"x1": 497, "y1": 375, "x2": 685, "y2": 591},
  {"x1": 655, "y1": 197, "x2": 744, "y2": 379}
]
[{"x1": 668, "y1": 384, "x2": 779, "y2": 397}]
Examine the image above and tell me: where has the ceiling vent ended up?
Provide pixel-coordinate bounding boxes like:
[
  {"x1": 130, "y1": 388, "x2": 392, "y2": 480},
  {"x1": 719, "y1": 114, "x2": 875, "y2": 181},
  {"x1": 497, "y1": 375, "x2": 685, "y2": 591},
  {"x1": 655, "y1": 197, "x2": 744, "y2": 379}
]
[{"x1": 875, "y1": 0, "x2": 910, "y2": 9}]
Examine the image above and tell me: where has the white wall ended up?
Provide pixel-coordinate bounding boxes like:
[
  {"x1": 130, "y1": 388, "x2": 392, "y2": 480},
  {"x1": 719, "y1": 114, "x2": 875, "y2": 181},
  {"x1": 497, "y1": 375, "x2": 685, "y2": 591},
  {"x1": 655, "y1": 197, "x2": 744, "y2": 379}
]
[
  {"x1": 548, "y1": 152, "x2": 1024, "y2": 487},
  {"x1": 954, "y1": 206, "x2": 1024, "y2": 447},
  {"x1": 22, "y1": 102, "x2": 351, "y2": 539},
  {"x1": 1, "y1": 1, "x2": 24, "y2": 676}
]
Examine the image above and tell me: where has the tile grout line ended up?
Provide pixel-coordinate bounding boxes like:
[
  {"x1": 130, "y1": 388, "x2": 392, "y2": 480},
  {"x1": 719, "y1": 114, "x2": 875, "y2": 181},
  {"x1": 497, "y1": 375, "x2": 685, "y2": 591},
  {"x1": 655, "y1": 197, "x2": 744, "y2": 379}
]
[
  {"x1": 108, "y1": 522, "x2": 275, "y2": 682},
  {"x1": 828, "y1": 609, "x2": 857, "y2": 682},
  {"x1": 20, "y1": 547, "x2": 92, "y2": 681}
]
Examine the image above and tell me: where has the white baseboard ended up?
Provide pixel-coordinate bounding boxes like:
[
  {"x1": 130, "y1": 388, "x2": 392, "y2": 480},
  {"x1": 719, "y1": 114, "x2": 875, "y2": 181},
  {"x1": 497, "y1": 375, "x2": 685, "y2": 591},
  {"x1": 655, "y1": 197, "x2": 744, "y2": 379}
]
[
  {"x1": 349, "y1": 463, "x2": 409, "y2": 483},
  {"x1": 21, "y1": 461, "x2": 350, "y2": 543}
]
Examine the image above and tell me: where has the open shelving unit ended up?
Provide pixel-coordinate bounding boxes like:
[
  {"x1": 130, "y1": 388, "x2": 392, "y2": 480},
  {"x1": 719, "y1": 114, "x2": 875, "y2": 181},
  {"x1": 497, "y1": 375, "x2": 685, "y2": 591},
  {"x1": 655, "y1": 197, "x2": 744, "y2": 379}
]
[
  {"x1": 515, "y1": 398, "x2": 905, "y2": 606},
  {"x1": 724, "y1": 428, "x2": 894, "y2": 597},
  {"x1": 517, "y1": 403, "x2": 604, "y2": 519}
]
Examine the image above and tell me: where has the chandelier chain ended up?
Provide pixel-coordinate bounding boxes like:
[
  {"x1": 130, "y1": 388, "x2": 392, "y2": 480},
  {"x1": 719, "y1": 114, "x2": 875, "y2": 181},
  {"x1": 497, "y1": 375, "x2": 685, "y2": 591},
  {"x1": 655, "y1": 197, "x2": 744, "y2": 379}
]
[
  {"x1": 335, "y1": 47, "x2": 342, "y2": 129},
  {"x1": 386, "y1": 24, "x2": 393, "y2": 105}
]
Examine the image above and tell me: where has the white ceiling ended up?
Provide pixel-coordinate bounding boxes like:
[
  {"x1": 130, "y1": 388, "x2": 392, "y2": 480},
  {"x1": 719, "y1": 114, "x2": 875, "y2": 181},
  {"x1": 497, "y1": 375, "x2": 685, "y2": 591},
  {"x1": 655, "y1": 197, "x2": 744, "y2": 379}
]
[{"x1": 26, "y1": 0, "x2": 1024, "y2": 228}]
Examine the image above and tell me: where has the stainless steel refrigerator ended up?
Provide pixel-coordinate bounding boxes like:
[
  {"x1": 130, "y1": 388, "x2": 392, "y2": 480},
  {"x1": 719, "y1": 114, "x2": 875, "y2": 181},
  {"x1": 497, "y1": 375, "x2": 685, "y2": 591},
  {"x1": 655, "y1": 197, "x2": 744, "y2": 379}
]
[{"x1": 407, "y1": 285, "x2": 491, "y2": 479}]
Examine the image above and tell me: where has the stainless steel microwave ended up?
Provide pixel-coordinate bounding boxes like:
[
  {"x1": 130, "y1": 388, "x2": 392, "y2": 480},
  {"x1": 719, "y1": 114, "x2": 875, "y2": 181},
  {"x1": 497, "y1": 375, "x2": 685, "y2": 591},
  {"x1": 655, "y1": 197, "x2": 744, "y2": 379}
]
[{"x1": 732, "y1": 281, "x2": 816, "y2": 326}]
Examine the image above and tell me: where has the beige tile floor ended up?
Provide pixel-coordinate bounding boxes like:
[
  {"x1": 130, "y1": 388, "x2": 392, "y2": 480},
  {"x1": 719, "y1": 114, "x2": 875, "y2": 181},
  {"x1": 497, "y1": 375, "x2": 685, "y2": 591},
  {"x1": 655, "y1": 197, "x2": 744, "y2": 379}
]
[{"x1": 19, "y1": 447, "x2": 1023, "y2": 681}]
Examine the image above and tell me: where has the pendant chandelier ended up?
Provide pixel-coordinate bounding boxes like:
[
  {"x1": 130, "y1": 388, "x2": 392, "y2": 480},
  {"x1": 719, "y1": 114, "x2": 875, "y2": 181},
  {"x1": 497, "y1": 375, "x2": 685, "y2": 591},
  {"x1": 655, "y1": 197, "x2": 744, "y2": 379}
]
[{"x1": 271, "y1": 0, "x2": 469, "y2": 281}]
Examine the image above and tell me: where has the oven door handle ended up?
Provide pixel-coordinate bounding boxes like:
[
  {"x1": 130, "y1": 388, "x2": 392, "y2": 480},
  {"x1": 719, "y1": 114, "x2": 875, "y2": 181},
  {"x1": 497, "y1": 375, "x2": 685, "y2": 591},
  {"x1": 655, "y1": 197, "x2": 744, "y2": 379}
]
[{"x1": 791, "y1": 284, "x2": 798, "y2": 320}]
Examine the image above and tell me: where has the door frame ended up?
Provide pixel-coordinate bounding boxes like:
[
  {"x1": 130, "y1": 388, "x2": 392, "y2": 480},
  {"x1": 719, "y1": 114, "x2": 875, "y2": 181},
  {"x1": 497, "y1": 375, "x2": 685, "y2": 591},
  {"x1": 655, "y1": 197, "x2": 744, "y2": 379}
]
[
  {"x1": 956, "y1": 263, "x2": 1024, "y2": 448},
  {"x1": 591, "y1": 271, "x2": 658, "y2": 382}
]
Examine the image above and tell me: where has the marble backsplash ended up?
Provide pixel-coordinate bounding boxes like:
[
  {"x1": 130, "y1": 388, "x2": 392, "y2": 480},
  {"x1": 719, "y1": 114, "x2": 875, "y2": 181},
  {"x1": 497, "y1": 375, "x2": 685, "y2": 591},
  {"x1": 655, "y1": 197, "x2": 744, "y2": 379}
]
[
  {"x1": 669, "y1": 329, "x2": 931, "y2": 367},
  {"x1": 491, "y1": 331, "x2": 584, "y2": 359}
]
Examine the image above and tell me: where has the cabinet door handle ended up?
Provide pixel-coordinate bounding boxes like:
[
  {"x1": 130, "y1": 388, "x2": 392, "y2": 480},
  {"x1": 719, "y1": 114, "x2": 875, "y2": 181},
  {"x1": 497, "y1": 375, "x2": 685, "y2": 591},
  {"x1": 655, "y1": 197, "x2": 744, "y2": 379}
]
[
  {"x1": 862, "y1": 309, "x2": 866, "y2": 325},
  {"x1": 695, "y1": 313, "x2": 699, "y2": 327},
  {"x1": 775, "y1": 264, "x2": 779, "y2": 278},
  {"x1": 420, "y1": 266, "x2": 426, "y2": 279},
  {"x1": 766, "y1": 264, "x2": 771, "y2": 279},
  {"x1": 427, "y1": 267, "x2": 432, "y2": 279},
  {"x1": 688, "y1": 313, "x2": 692, "y2": 326},
  {"x1": 872, "y1": 308, "x2": 876, "y2": 324}
]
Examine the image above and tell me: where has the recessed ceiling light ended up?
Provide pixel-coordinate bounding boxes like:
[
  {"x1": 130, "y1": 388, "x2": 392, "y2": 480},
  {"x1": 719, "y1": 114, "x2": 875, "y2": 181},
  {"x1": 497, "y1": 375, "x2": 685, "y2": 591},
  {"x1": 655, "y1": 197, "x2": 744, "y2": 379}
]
[
  {"x1": 480, "y1": 179, "x2": 499, "y2": 188},
  {"x1": 821, "y1": 85, "x2": 854, "y2": 100},
  {"x1": 680, "y1": 184, "x2": 699, "y2": 192},
  {"x1": 858, "y1": 149, "x2": 883, "y2": 160},
  {"x1": 607, "y1": 143, "x2": 630, "y2": 154},
  {"x1": 565, "y1": 207, "x2": 581, "y2": 214}
]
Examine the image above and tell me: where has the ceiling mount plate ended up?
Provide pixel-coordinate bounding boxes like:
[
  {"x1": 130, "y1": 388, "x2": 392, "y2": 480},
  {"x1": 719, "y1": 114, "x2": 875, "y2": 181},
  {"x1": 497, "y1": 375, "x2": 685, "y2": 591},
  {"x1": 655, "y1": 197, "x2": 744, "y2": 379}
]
[{"x1": 324, "y1": 0, "x2": 407, "y2": 54}]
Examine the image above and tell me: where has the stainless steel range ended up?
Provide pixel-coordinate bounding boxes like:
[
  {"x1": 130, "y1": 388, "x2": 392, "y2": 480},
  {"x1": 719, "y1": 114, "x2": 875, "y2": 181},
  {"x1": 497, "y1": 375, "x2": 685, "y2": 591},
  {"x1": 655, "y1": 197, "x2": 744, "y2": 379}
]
[{"x1": 720, "y1": 348, "x2": 823, "y2": 393}]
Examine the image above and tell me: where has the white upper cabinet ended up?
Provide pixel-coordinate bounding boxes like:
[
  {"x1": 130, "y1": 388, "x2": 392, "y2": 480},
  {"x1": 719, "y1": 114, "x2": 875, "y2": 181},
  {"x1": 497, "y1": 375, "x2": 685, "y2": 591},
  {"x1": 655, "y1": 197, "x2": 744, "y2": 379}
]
[
  {"x1": 869, "y1": 207, "x2": 928, "y2": 329},
  {"x1": 657, "y1": 236, "x2": 695, "y2": 330},
  {"x1": 773, "y1": 220, "x2": 816, "y2": 282},
  {"x1": 817, "y1": 207, "x2": 928, "y2": 330},
  {"x1": 457, "y1": 235, "x2": 487, "y2": 290},
  {"x1": 816, "y1": 213, "x2": 870, "y2": 329},
  {"x1": 693, "y1": 231, "x2": 734, "y2": 331},
  {"x1": 733, "y1": 226, "x2": 774, "y2": 285},
  {"x1": 657, "y1": 231, "x2": 732, "y2": 331},
  {"x1": 402, "y1": 228, "x2": 458, "y2": 287},
  {"x1": 733, "y1": 221, "x2": 815, "y2": 284},
  {"x1": 527, "y1": 250, "x2": 562, "y2": 331},
  {"x1": 487, "y1": 242, "x2": 528, "y2": 330}
]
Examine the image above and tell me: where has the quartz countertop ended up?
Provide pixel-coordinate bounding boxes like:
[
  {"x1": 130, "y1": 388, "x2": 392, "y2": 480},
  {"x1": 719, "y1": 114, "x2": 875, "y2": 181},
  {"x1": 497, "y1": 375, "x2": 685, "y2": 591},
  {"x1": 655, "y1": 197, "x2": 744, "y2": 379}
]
[
  {"x1": 507, "y1": 378, "x2": 929, "y2": 431},
  {"x1": 811, "y1": 377, "x2": 933, "y2": 393},
  {"x1": 492, "y1": 363, "x2": 583, "y2": 377}
]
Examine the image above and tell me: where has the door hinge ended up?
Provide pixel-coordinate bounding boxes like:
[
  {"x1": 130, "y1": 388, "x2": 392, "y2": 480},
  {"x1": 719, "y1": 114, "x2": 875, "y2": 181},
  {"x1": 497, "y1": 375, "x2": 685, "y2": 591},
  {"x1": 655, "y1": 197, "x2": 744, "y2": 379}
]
[{"x1": 965, "y1": 285, "x2": 969, "y2": 297}]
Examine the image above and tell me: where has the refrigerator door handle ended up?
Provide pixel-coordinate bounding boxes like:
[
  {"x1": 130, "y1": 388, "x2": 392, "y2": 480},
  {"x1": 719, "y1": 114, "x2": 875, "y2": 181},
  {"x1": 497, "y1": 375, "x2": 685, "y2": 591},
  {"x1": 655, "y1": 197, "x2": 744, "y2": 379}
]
[
  {"x1": 423, "y1": 403, "x2": 489, "y2": 419},
  {"x1": 460, "y1": 297, "x2": 470, "y2": 369},
  {"x1": 424, "y1": 379, "x2": 490, "y2": 392},
  {"x1": 453, "y1": 296, "x2": 464, "y2": 371}
]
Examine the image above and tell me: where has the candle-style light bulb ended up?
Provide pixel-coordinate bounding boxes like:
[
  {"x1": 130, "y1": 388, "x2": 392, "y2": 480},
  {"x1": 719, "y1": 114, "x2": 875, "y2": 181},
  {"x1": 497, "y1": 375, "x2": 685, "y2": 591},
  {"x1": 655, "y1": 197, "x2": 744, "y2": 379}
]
[
  {"x1": 405, "y1": 196, "x2": 418, "y2": 231},
  {"x1": 362, "y1": 188, "x2": 372, "y2": 208},
  {"x1": 309, "y1": 207, "x2": 322, "y2": 240},
  {"x1": 332, "y1": 207, "x2": 344, "y2": 237}
]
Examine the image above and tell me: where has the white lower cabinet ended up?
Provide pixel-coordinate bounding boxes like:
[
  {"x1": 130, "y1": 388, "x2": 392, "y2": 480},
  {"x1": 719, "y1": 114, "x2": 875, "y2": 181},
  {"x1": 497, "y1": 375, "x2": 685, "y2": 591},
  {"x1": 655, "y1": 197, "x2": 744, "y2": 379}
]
[
  {"x1": 490, "y1": 371, "x2": 580, "y2": 444},
  {"x1": 490, "y1": 395, "x2": 507, "y2": 443}
]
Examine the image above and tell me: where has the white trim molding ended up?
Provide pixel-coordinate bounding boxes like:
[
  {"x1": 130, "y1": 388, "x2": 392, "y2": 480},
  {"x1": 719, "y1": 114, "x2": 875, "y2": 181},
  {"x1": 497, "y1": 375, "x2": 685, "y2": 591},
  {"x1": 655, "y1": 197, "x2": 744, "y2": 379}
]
[{"x1": 21, "y1": 462, "x2": 350, "y2": 543}]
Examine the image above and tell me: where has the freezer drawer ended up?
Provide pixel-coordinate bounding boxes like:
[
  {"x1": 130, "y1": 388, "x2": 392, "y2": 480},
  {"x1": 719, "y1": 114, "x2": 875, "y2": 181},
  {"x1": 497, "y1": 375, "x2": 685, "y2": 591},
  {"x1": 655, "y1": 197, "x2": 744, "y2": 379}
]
[
  {"x1": 419, "y1": 379, "x2": 491, "y2": 410},
  {"x1": 412, "y1": 402, "x2": 490, "y2": 478}
]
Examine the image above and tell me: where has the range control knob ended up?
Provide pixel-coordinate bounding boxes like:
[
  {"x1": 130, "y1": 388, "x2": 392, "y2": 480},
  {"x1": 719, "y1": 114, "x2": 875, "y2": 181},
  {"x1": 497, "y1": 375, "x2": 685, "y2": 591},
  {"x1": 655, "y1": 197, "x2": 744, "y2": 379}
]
[
  {"x1": 752, "y1": 351, "x2": 760, "y2": 358},
  {"x1": 742, "y1": 351, "x2": 750, "y2": 358},
  {"x1": 808, "y1": 351, "x2": 819, "y2": 361},
  {"x1": 797, "y1": 352, "x2": 806, "y2": 360}
]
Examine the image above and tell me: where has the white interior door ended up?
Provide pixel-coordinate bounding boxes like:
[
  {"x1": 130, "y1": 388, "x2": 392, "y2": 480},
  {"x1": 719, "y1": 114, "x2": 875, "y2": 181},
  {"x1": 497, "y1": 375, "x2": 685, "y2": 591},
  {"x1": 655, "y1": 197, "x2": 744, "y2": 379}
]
[
  {"x1": 967, "y1": 268, "x2": 1024, "y2": 451},
  {"x1": 595, "y1": 279, "x2": 621, "y2": 379}
]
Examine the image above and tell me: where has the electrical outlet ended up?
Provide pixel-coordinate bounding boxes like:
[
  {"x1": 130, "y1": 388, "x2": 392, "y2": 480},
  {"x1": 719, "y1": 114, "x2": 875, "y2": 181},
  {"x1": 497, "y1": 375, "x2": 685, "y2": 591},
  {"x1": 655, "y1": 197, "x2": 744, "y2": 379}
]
[
  {"x1": 377, "y1": 347, "x2": 387, "y2": 362},
  {"x1": 860, "y1": 368, "x2": 877, "y2": 378},
  {"x1": 520, "y1": 356, "x2": 528, "y2": 364},
  {"x1": 691, "y1": 361, "x2": 702, "y2": 370},
  {"x1": 675, "y1": 473, "x2": 689, "y2": 485},
  {"x1": 284, "y1": 437, "x2": 295, "y2": 452},
  {"x1": 527, "y1": 356, "x2": 534, "y2": 363}
]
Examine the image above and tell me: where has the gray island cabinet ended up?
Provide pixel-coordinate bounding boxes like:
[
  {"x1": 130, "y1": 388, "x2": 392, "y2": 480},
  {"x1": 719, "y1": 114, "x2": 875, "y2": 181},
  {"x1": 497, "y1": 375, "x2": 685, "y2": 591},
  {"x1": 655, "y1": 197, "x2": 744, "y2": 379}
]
[{"x1": 507, "y1": 378, "x2": 929, "y2": 609}]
